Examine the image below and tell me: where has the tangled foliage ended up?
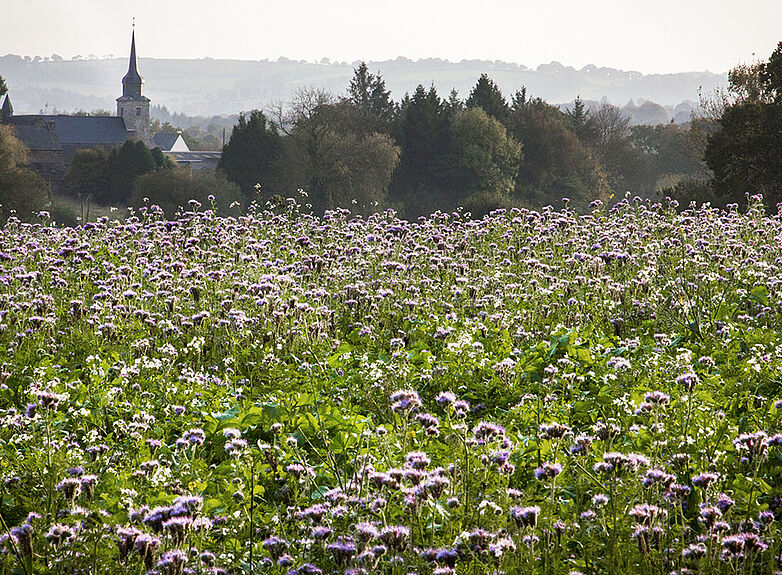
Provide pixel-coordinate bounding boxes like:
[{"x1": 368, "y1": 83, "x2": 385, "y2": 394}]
[{"x1": 1, "y1": 196, "x2": 782, "y2": 574}]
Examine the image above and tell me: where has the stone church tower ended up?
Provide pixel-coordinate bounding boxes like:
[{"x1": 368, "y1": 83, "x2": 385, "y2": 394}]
[{"x1": 116, "y1": 28, "x2": 151, "y2": 143}]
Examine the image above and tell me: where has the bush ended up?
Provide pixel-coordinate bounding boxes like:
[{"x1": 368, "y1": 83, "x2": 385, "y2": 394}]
[
  {"x1": 129, "y1": 165, "x2": 242, "y2": 218},
  {"x1": 459, "y1": 189, "x2": 527, "y2": 219},
  {"x1": 48, "y1": 197, "x2": 80, "y2": 227},
  {"x1": 656, "y1": 177, "x2": 741, "y2": 210}
]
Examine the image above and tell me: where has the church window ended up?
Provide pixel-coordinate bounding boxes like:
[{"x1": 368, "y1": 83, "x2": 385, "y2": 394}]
[{"x1": 136, "y1": 107, "x2": 141, "y2": 116}]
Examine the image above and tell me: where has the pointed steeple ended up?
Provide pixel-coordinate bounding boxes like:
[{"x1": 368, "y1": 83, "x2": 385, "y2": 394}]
[
  {"x1": 121, "y1": 28, "x2": 144, "y2": 99},
  {"x1": 117, "y1": 22, "x2": 151, "y2": 143},
  {"x1": 1, "y1": 94, "x2": 12, "y2": 123}
]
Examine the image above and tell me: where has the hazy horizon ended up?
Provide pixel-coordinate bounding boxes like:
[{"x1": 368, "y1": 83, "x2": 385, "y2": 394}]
[
  {"x1": 2, "y1": 1, "x2": 781, "y2": 75},
  {"x1": 0, "y1": 52, "x2": 735, "y2": 75}
]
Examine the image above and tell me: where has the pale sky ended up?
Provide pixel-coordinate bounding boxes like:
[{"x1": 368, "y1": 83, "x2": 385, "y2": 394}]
[{"x1": 1, "y1": 0, "x2": 780, "y2": 74}]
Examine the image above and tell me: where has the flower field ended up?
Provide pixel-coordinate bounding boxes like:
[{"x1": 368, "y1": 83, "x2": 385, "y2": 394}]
[{"x1": 1, "y1": 197, "x2": 782, "y2": 574}]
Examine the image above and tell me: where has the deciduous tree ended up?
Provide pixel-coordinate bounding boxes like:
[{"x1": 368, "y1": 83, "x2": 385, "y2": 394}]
[
  {"x1": 450, "y1": 107, "x2": 521, "y2": 201},
  {"x1": 0, "y1": 125, "x2": 49, "y2": 221},
  {"x1": 704, "y1": 42, "x2": 782, "y2": 210},
  {"x1": 506, "y1": 97, "x2": 609, "y2": 210},
  {"x1": 274, "y1": 88, "x2": 400, "y2": 213}
]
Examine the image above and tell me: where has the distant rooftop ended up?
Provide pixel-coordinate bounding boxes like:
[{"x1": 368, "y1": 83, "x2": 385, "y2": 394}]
[
  {"x1": 10, "y1": 123, "x2": 62, "y2": 151},
  {"x1": 40, "y1": 115, "x2": 130, "y2": 145}
]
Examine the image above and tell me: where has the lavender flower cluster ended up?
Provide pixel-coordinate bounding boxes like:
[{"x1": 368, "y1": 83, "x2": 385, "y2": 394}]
[{"x1": 0, "y1": 198, "x2": 781, "y2": 573}]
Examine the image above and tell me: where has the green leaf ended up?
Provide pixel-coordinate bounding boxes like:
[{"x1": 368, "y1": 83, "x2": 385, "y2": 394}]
[
  {"x1": 242, "y1": 406, "x2": 265, "y2": 427},
  {"x1": 261, "y1": 403, "x2": 285, "y2": 422},
  {"x1": 204, "y1": 498, "x2": 225, "y2": 513},
  {"x1": 311, "y1": 485, "x2": 330, "y2": 500},
  {"x1": 568, "y1": 343, "x2": 593, "y2": 365},
  {"x1": 757, "y1": 478, "x2": 773, "y2": 494},
  {"x1": 714, "y1": 303, "x2": 733, "y2": 321},
  {"x1": 669, "y1": 335, "x2": 686, "y2": 349},
  {"x1": 749, "y1": 285, "x2": 768, "y2": 305},
  {"x1": 213, "y1": 404, "x2": 241, "y2": 421},
  {"x1": 547, "y1": 332, "x2": 571, "y2": 359}
]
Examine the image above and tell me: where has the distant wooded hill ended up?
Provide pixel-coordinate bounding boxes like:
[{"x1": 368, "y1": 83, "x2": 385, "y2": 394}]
[{"x1": 0, "y1": 53, "x2": 724, "y2": 123}]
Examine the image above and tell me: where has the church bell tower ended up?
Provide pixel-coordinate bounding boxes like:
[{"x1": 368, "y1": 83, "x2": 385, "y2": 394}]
[{"x1": 116, "y1": 24, "x2": 151, "y2": 142}]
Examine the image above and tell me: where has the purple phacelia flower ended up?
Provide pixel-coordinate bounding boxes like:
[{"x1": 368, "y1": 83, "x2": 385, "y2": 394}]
[
  {"x1": 509, "y1": 506, "x2": 540, "y2": 528},
  {"x1": 534, "y1": 462, "x2": 562, "y2": 481},
  {"x1": 378, "y1": 525, "x2": 409, "y2": 551}
]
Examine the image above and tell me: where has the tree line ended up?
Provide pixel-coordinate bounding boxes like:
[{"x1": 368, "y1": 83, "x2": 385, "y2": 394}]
[
  {"x1": 216, "y1": 64, "x2": 706, "y2": 217},
  {"x1": 2, "y1": 42, "x2": 782, "y2": 223}
]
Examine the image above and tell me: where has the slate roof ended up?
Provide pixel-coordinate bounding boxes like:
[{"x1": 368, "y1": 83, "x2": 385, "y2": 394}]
[
  {"x1": 40, "y1": 115, "x2": 130, "y2": 145},
  {"x1": 10, "y1": 124, "x2": 62, "y2": 151},
  {"x1": 153, "y1": 132, "x2": 180, "y2": 150},
  {"x1": 1, "y1": 95, "x2": 12, "y2": 120}
]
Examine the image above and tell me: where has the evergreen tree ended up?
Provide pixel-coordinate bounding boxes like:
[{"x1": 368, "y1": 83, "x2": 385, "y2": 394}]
[
  {"x1": 218, "y1": 110, "x2": 283, "y2": 198},
  {"x1": 510, "y1": 87, "x2": 528, "y2": 111},
  {"x1": 66, "y1": 148, "x2": 111, "y2": 204},
  {"x1": 466, "y1": 74, "x2": 509, "y2": 123},
  {"x1": 106, "y1": 140, "x2": 156, "y2": 204},
  {"x1": 565, "y1": 95, "x2": 594, "y2": 141},
  {"x1": 761, "y1": 42, "x2": 782, "y2": 102},
  {"x1": 151, "y1": 147, "x2": 175, "y2": 170},
  {"x1": 0, "y1": 76, "x2": 7, "y2": 97},
  {"x1": 391, "y1": 85, "x2": 457, "y2": 215},
  {"x1": 347, "y1": 62, "x2": 396, "y2": 133},
  {"x1": 447, "y1": 89, "x2": 464, "y2": 113}
]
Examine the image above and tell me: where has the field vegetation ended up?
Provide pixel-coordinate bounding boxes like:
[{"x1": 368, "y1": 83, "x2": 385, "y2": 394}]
[{"x1": 0, "y1": 196, "x2": 781, "y2": 574}]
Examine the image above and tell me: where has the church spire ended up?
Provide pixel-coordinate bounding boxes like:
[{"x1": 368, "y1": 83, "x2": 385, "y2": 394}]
[
  {"x1": 117, "y1": 22, "x2": 151, "y2": 143},
  {"x1": 121, "y1": 26, "x2": 144, "y2": 99}
]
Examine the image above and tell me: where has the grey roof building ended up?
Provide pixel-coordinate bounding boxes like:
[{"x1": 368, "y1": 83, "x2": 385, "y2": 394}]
[
  {"x1": 1, "y1": 33, "x2": 145, "y2": 158},
  {"x1": 5, "y1": 120, "x2": 62, "y2": 152},
  {"x1": 13, "y1": 114, "x2": 131, "y2": 163},
  {"x1": 0, "y1": 32, "x2": 145, "y2": 193},
  {"x1": 0, "y1": 27, "x2": 221, "y2": 192},
  {"x1": 168, "y1": 151, "x2": 221, "y2": 171}
]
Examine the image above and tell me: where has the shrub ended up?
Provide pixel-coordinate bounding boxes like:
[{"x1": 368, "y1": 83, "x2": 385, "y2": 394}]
[{"x1": 129, "y1": 165, "x2": 242, "y2": 218}]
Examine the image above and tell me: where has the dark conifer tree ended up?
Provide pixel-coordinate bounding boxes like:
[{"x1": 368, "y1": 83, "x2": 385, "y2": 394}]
[
  {"x1": 391, "y1": 85, "x2": 457, "y2": 215},
  {"x1": 466, "y1": 74, "x2": 509, "y2": 123},
  {"x1": 565, "y1": 95, "x2": 594, "y2": 141},
  {"x1": 107, "y1": 140, "x2": 156, "y2": 204},
  {"x1": 347, "y1": 62, "x2": 396, "y2": 134},
  {"x1": 218, "y1": 110, "x2": 283, "y2": 197}
]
